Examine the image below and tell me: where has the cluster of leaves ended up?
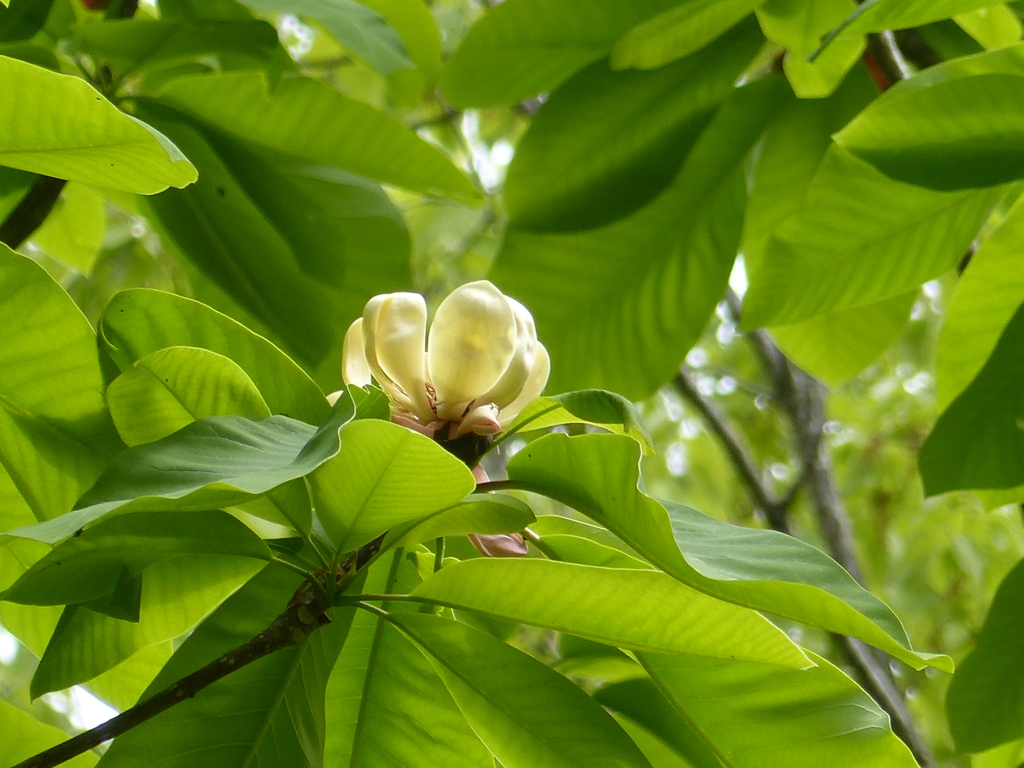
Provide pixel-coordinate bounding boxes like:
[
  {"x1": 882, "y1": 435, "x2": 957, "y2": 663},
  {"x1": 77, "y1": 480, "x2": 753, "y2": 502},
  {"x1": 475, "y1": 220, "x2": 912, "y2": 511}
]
[{"x1": 3, "y1": 0, "x2": 1024, "y2": 767}]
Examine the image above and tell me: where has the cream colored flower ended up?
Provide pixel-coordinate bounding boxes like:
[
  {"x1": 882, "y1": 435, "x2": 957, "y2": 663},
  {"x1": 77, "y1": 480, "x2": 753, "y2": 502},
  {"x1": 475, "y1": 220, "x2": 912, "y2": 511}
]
[{"x1": 341, "y1": 281, "x2": 549, "y2": 438}]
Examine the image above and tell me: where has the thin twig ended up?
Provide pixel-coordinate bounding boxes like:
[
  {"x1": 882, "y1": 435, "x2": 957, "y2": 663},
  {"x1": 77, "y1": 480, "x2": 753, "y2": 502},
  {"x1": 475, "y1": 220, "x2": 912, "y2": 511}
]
[
  {"x1": 673, "y1": 369, "x2": 792, "y2": 533},
  {"x1": 866, "y1": 30, "x2": 913, "y2": 84}
]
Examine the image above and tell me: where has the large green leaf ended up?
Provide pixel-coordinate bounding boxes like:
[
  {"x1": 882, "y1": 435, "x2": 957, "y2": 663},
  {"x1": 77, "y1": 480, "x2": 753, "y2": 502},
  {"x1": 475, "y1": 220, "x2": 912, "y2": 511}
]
[
  {"x1": 325, "y1": 550, "x2": 491, "y2": 768},
  {"x1": 134, "y1": 105, "x2": 410, "y2": 369},
  {"x1": 500, "y1": 389, "x2": 652, "y2": 452},
  {"x1": 2, "y1": 397, "x2": 360, "y2": 546},
  {"x1": 0, "y1": 245, "x2": 120, "y2": 653},
  {"x1": 357, "y1": 0, "x2": 443, "y2": 101},
  {"x1": 836, "y1": 71, "x2": 1024, "y2": 190},
  {"x1": 438, "y1": 0, "x2": 684, "y2": 107},
  {"x1": 936, "y1": 196, "x2": 1024, "y2": 411},
  {"x1": 0, "y1": 164, "x2": 32, "y2": 221},
  {"x1": 153, "y1": 70, "x2": 476, "y2": 199},
  {"x1": 946, "y1": 558, "x2": 1024, "y2": 753},
  {"x1": 31, "y1": 555, "x2": 263, "y2": 697},
  {"x1": 390, "y1": 612, "x2": 654, "y2": 768},
  {"x1": 742, "y1": 145, "x2": 1002, "y2": 328},
  {"x1": 100, "y1": 289, "x2": 330, "y2": 425},
  {"x1": 506, "y1": 432, "x2": 949, "y2": 671},
  {"x1": 955, "y1": 5, "x2": 1023, "y2": 50},
  {"x1": 409, "y1": 558, "x2": 810, "y2": 667},
  {"x1": 611, "y1": 0, "x2": 764, "y2": 70},
  {"x1": 237, "y1": 0, "x2": 412, "y2": 75},
  {"x1": 0, "y1": 0, "x2": 54, "y2": 43},
  {"x1": 0, "y1": 699, "x2": 96, "y2": 768},
  {"x1": 919, "y1": 301, "x2": 1024, "y2": 494},
  {"x1": 0, "y1": 56, "x2": 195, "y2": 193},
  {"x1": 493, "y1": 77, "x2": 784, "y2": 398},
  {"x1": 828, "y1": 0, "x2": 1010, "y2": 38},
  {"x1": 2, "y1": 510, "x2": 270, "y2": 606},
  {"x1": 107, "y1": 346, "x2": 271, "y2": 446},
  {"x1": 504, "y1": 19, "x2": 762, "y2": 231},
  {"x1": 74, "y1": 19, "x2": 284, "y2": 80},
  {"x1": 770, "y1": 291, "x2": 917, "y2": 386},
  {"x1": 757, "y1": 0, "x2": 865, "y2": 98},
  {"x1": 387, "y1": 493, "x2": 535, "y2": 550},
  {"x1": 97, "y1": 564, "x2": 353, "y2": 768},
  {"x1": 308, "y1": 419, "x2": 475, "y2": 551},
  {"x1": 598, "y1": 652, "x2": 918, "y2": 767}
]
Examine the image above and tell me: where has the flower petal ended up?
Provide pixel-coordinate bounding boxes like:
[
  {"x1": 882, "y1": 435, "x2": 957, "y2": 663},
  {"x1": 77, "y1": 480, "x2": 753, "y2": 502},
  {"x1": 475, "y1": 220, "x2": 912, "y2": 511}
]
[
  {"x1": 341, "y1": 318, "x2": 372, "y2": 387},
  {"x1": 454, "y1": 403, "x2": 501, "y2": 438},
  {"x1": 428, "y1": 280, "x2": 517, "y2": 417},
  {"x1": 480, "y1": 296, "x2": 538, "y2": 409},
  {"x1": 363, "y1": 293, "x2": 432, "y2": 421},
  {"x1": 468, "y1": 533, "x2": 528, "y2": 558},
  {"x1": 498, "y1": 342, "x2": 550, "y2": 428}
]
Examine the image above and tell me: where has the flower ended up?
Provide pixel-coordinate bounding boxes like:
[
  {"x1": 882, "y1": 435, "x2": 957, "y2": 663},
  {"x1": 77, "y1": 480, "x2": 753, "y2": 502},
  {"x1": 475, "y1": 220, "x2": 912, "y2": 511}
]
[{"x1": 341, "y1": 280, "x2": 549, "y2": 438}]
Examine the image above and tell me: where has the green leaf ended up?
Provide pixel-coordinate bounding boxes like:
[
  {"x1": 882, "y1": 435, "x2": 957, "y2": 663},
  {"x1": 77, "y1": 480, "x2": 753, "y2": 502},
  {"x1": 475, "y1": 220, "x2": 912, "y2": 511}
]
[
  {"x1": 133, "y1": 105, "x2": 411, "y2": 368},
  {"x1": 74, "y1": 19, "x2": 284, "y2": 80},
  {"x1": 741, "y1": 145, "x2": 1002, "y2": 328},
  {"x1": 0, "y1": 0, "x2": 54, "y2": 43},
  {"x1": 387, "y1": 493, "x2": 536, "y2": 550},
  {"x1": 237, "y1": 0, "x2": 413, "y2": 75},
  {"x1": 30, "y1": 555, "x2": 263, "y2": 697},
  {"x1": 389, "y1": 612, "x2": 655, "y2": 768},
  {"x1": 3, "y1": 399, "x2": 358, "y2": 545},
  {"x1": 956, "y1": 5, "x2": 1023, "y2": 50},
  {"x1": 920, "y1": 301, "x2": 1024, "y2": 494},
  {"x1": 0, "y1": 56, "x2": 196, "y2": 193},
  {"x1": 97, "y1": 565, "x2": 354, "y2": 768},
  {"x1": 438, "y1": 0, "x2": 684, "y2": 107},
  {"x1": 493, "y1": 76, "x2": 784, "y2": 398},
  {"x1": 154, "y1": 70, "x2": 477, "y2": 199},
  {"x1": 611, "y1": 0, "x2": 764, "y2": 70},
  {"x1": 829, "y1": 0, "x2": 1012, "y2": 38},
  {"x1": 326, "y1": 550, "x2": 492, "y2": 767},
  {"x1": 410, "y1": 558, "x2": 810, "y2": 667},
  {"x1": 506, "y1": 432, "x2": 950, "y2": 671},
  {"x1": 0, "y1": 245, "x2": 116, "y2": 534},
  {"x1": 835, "y1": 71, "x2": 1024, "y2": 190},
  {"x1": 599, "y1": 652, "x2": 919, "y2": 767},
  {"x1": 0, "y1": 699, "x2": 96, "y2": 768},
  {"x1": 107, "y1": 346, "x2": 271, "y2": 446},
  {"x1": 501, "y1": 389, "x2": 653, "y2": 452},
  {"x1": 770, "y1": 291, "x2": 917, "y2": 386},
  {"x1": 506, "y1": 19, "x2": 761, "y2": 232},
  {"x1": 946, "y1": 558, "x2": 1024, "y2": 753},
  {"x1": 2, "y1": 510, "x2": 270, "y2": 606},
  {"x1": 757, "y1": 0, "x2": 865, "y2": 98},
  {"x1": 309, "y1": 419, "x2": 475, "y2": 551},
  {"x1": 100, "y1": 288, "x2": 330, "y2": 424},
  {"x1": 937, "y1": 196, "x2": 1024, "y2": 411},
  {"x1": 357, "y1": 0, "x2": 443, "y2": 102},
  {"x1": 612, "y1": 714, "x2": 709, "y2": 768},
  {"x1": 30, "y1": 183, "x2": 106, "y2": 274}
]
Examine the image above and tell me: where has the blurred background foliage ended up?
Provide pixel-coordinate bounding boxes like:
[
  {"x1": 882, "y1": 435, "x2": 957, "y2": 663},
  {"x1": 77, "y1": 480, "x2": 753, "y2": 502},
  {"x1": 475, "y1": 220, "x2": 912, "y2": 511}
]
[{"x1": 4, "y1": 0, "x2": 1024, "y2": 765}]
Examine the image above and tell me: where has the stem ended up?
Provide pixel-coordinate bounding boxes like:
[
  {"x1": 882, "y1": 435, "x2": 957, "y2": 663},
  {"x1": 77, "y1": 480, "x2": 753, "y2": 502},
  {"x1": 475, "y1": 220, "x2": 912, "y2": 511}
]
[
  {"x1": 0, "y1": 177, "x2": 67, "y2": 250},
  {"x1": 475, "y1": 480, "x2": 533, "y2": 494},
  {"x1": 12, "y1": 587, "x2": 330, "y2": 768},
  {"x1": 433, "y1": 537, "x2": 445, "y2": 572}
]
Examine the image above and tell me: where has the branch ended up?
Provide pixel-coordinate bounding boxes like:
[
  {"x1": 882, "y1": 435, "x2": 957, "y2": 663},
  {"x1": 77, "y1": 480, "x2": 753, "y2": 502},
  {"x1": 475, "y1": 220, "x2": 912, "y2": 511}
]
[
  {"x1": 866, "y1": 30, "x2": 913, "y2": 85},
  {"x1": 672, "y1": 369, "x2": 792, "y2": 533},
  {"x1": 13, "y1": 585, "x2": 329, "y2": 768},
  {"x1": 713, "y1": 291, "x2": 934, "y2": 768},
  {"x1": 0, "y1": 176, "x2": 66, "y2": 251}
]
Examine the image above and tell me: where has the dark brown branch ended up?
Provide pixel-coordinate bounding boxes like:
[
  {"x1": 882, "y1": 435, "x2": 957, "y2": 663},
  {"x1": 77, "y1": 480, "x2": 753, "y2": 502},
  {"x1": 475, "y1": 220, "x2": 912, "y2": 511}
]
[
  {"x1": 866, "y1": 30, "x2": 913, "y2": 85},
  {"x1": 720, "y1": 290, "x2": 933, "y2": 768},
  {"x1": 0, "y1": 176, "x2": 66, "y2": 250},
  {"x1": 673, "y1": 368, "x2": 792, "y2": 533},
  {"x1": 14, "y1": 586, "x2": 330, "y2": 768}
]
